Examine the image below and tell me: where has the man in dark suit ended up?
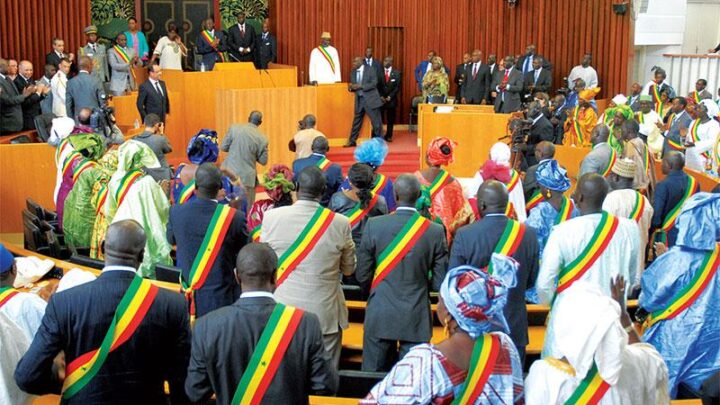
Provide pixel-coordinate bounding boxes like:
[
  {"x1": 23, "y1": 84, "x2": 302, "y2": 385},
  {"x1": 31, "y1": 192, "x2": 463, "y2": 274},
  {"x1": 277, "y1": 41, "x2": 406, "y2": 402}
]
[
  {"x1": 518, "y1": 101, "x2": 555, "y2": 167},
  {"x1": 292, "y1": 137, "x2": 343, "y2": 207},
  {"x1": 487, "y1": 54, "x2": 499, "y2": 104},
  {"x1": 651, "y1": 152, "x2": 699, "y2": 247},
  {"x1": 627, "y1": 82, "x2": 642, "y2": 112},
  {"x1": 0, "y1": 58, "x2": 35, "y2": 134},
  {"x1": 15, "y1": 220, "x2": 190, "y2": 404},
  {"x1": 227, "y1": 12, "x2": 256, "y2": 63},
  {"x1": 492, "y1": 55, "x2": 524, "y2": 113},
  {"x1": 345, "y1": 56, "x2": 383, "y2": 147},
  {"x1": 363, "y1": 47, "x2": 383, "y2": 87},
  {"x1": 454, "y1": 52, "x2": 471, "y2": 101},
  {"x1": 65, "y1": 56, "x2": 106, "y2": 120},
  {"x1": 45, "y1": 37, "x2": 76, "y2": 73},
  {"x1": 185, "y1": 242, "x2": 338, "y2": 403},
  {"x1": 449, "y1": 180, "x2": 539, "y2": 363},
  {"x1": 255, "y1": 20, "x2": 277, "y2": 69},
  {"x1": 661, "y1": 97, "x2": 692, "y2": 156},
  {"x1": 14, "y1": 61, "x2": 50, "y2": 130},
  {"x1": 523, "y1": 57, "x2": 552, "y2": 101},
  {"x1": 137, "y1": 63, "x2": 170, "y2": 122},
  {"x1": 356, "y1": 174, "x2": 448, "y2": 371},
  {"x1": 550, "y1": 94, "x2": 569, "y2": 144},
  {"x1": 516, "y1": 44, "x2": 552, "y2": 74},
  {"x1": 461, "y1": 49, "x2": 491, "y2": 105},
  {"x1": 414, "y1": 50, "x2": 436, "y2": 92},
  {"x1": 168, "y1": 164, "x2": 249, "y2": 318},
  {"x1": 196, "y1": 17, "x2": 226, "y2": 71},
  {"x1": 379, "y1": 56, "x2": 401, "y2": 142},
  {"x1": 523, "y1": 141, "x2": 555, "y2": 201}
]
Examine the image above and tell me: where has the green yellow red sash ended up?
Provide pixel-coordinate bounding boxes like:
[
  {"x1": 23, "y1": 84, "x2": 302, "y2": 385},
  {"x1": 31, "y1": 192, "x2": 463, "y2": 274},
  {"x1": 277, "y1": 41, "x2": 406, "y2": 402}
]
[
  {"x1": 371, "y1": 173, "x2": 388, "y2": 194},
  {"x1": 180, "y1": 204, "x2": 236, "y2": 321},
  {"x1": 572, "y1": 106, "x2": 584, "y2": 145},
  {"x1": 504, "y1": 202, "x2": 517, "y2": 220},
  {"x1": 629, "y1": 192, "x2": 645, "y2": 223},
  {"x1": 487, "y1": 219, "x2": 525, "y2": 274},
  {"x1": 94, "y1": 184, "x2": 109, "y2": 215},
  {"x1": 692, "y1": 91, "x2": 701, "y2": 104},
  {"x1": 451, "y1": 334, "x2": 501, "y2": 405},
  {"x1": 250, "y1": 224, "x2": 261, "y2": 242},
  {"x1": 72, "y1": 159, "x2": 96, "y2": 183},
  {"x1": 564, "y1": 363, "x2": 611, "y2": 405},
  {"x1": 646, "y1": 243, "x2": 719, "y2": 328},
  {"x1": 667, "y1": 138, "x2": 685, "y2": 151},
  {"x1": 526, "y1": 189, "x2": 543, "y2": 212},
  {"x1": 636, "y1": 112, "x2": 645, "y2": 124},
  {"x1": 556, "y1": 212, "x2": 619, "y2": 294},
  {"x1": 55, "y1": 138, "x2": 72, "y2": 165},
  {"x1": 655, "y1": 102, "x2": 668, "y2": 117},
  {"x1": 0, "y1": 286, "x2": 19, "y2": 308},
  {"x1": 200, "y1": 30, "x2": 226, "y2": 62},
  {"x1": 372, "y1": 212, "x2": 430, "y2": 290},
  {"x1": 555, "y1": 196, "x2": 574, "y2": 225},
  {"x1": 650, "y1": 84, "x2": 661, "y2": 104},
  {"x1": 346, "y1": 192, "x2": 379, "y2": 228},
  {"x1": 231, "y1": 303, "x2": 304, "y2": 404},
  {"x1": 658, "y1": 175, "x2": 697, "y2": 240},
  {"x1": 114, "y1": 170, "x2": 144, "y2": 208},
  {"x1": 316, "y1": 156, "x2": 331, "y2": 172},
  {"x1": 506, "y1": 169, "x2": 520, "y2": 191},
  {"x1": 112, "y1": 45, "x2": 131, "y2": 64},
  {"x1": 276, "y1": 207, "x2": 335, "y2": 285},
  {"x1": 62, "y1": 276, "x2": 159, "y2": 399},
  {"x1": 177, "y1": 179, "x2": 196, "y2": 204},
  {"x1": 317, "y1": 46, "x2": 336, "y2": 73},
  {"x1": 600, "y1": 148, "x2": 617, "y2": 178},
  {"x1": 428, "y1": 169, "x2": 453, "y2": 200},
  {"x1": 61, "y1": 152, "x2": 82, "y2": 179},
  {"x1": 689, "y1": 119, "x2": 710, "y2": 159}
]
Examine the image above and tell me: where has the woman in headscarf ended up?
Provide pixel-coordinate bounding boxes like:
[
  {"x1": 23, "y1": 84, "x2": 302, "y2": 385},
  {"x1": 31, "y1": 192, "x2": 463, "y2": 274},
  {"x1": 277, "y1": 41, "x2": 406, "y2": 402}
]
[
  {"x1": 607, "y1": 103, "x2": 634, "y2": 155},
  {"x1": 596, "y1": 94, "x2": 627, "y2": 126},
  {"x1": 89, "y1": 150, "x2": 119, "y2": 259},
  {"x1": 105, "y1": 140, "x2": 172, "y2": 278},
  {"x1": 172, "y1": 129, "x2": 244, "y2": 207},
  {"x1": 330, "y1": 163, "x2": 388, "y2": 247},
  {"x1": 342, "y1": 138, "x2": 396, "y2": 211},
  {"x1": 525, "y1": 280, "x2": 669, "y2": 404},
  {"x1": 422, "y1": 56, "x2": 450, "y2": 101},
  {"x1": 361, "y1": 256, "x2": 524, "y2": 404},
  {"x1": 415, "y1": 137, "x2": 473, "y2": 244},
  {"x1": 640, "y1": 193, "x2": 720, "y2": 397},
  {"x1": 467, "y1": 142, "x2": 527, "y2": 222},
  {"x1": 564, "y1": 87, "x2": 600, "y2": 147},
  {"x1": 246, "y1": 164, "x2": 295, "y2": 242}
]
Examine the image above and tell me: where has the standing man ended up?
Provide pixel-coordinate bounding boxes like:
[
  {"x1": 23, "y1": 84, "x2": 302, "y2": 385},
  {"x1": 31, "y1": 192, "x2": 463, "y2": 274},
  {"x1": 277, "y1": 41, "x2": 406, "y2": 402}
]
[
  {"x1": 136, "y1": 63, "x2": 170, "y2": 122},
  {"x1": 0, "y1": 58, "x2": 35, "y2": 134},
  {"x1": 636, "y1": 95, "x2": 665, "y2": 156},
  {"x1": 345, "y1": 56, "x2": 383, "y2": 147},
  {"x1": 517, "y1": 44, "x2": 552, "y2": 74},
  {"x1": 627, "y1": 82, "x2": 643, "y2": 111},
  {"x1": 133, "y1": 113, "x2": 173, "y2": 181},
  {"x1": 255, "y1": 20, "x2": 277, "y2": 69},
  {"x1": 65, "y1": 56, "x2": 106, "y2": 120},
  {"x1": 78, "y1": 25, "x2": 109, "y2": 86},
  {"x1": 454, "y1": 52, "x2": 471, "y2": 100},
  {"x1": 220, "y1": 111, "x2": 269, "y2": 207},
  {"x1": 450, "y1": 180, "x2": 539, "y2": 362},
  {"x1": 518, "y1": 101, "x2": 554, "y2": 167},
  {"x1": 379, "y1": 56, "x2": 401, "y2": 142},
  {"x1": 363, "y1": 47, "x2": 383, "y2": 85},
  {"x1": 356, "y1": 174, "x2": 448, "y2": 371},
  {"x1": 651, "y1": 151, "x2": 699, "y2": 248},
  {"x1": 185, "y1": 243, "x2": 338, "y2": 403},
  {"x1": 291, "y1": 114, "x2": 326, "y2": 159},
  {"x1": 661, "y1": 97, "x2": 692, "y2": 156},
  {"x1": 578, "y1": 124, "x2": 614, "y2": 178},
  {"x1": 228, "y1": 12, "x2": 256, "y2": 63},
  {"x1": 523, "y1": 57, "x2": 552, "y2": 101},
  {"x1": 38, "y1": 64, "x2": 56, "y2": 115},
  {"x1": 643, "y1": 68, "x2": 676, "y2": 104},
  {"x1": 168, "y1": 164, "x2": 248, "y2": 320},
  {"x1": 51, "y1": 58, "x2": 71, "y2": 117},
  {"x1": 108, "y1": 33, "x2": 140, "y2": 96},
  {"x1": 567, "y1": 53, "x2": 598, "y2": 89},
  {"x1": 492, "y1": 56, "x2": 523, "y2": 113},
  {"x1": 684, "y1": 101, "x2": 720, "y2": 172},
  {"x1": 14, "y1": 61, "x2": 50, "y2": 130},
  {"x1": 262, "y1": 166, "x2": 356, "y2": 368},
  {"x1": 46, "y1": 37, "x2": 75, "y2": 68},
  {"x1": 689, "y1": 79, "x2": 712, "y2": 102},
  {"x1": 461, "y1": 49, "x2": 491, "y2": 105},
  {"x1": 292, "y1": 137, "x2": 343, "y2": 207},
  {"x1": 196, "y1": 17, "x2": 226, "y2": 71},
  {"x1": 414, "y1": 50, "x2": 436, "y2": 92},
  {"x1": 14, "y1": 220, "x2": 190, "y2": 404},
  {"x1": 309, "y1": 32, "x2": 341, "y2": 84}
]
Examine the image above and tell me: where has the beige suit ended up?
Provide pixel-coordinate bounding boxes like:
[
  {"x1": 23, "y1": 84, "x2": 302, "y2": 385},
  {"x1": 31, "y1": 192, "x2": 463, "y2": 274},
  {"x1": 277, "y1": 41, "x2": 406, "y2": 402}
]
[{"x1": 261, "y1": 200, "x2": 356, "y2": 366}]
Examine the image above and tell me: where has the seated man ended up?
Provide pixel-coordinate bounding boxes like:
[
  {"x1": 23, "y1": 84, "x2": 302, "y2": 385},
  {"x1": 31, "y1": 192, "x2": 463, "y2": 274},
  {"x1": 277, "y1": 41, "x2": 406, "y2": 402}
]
[
  {"x1": 185, "y1": 243, "x2": 338, "y2": 403},
  {"x1": 525, "y1": 280, "x2": 669, "y2": 404},
  {"x1": 292, "y1": 136, "x2": 343, "y2": 207},
  {"x1": 15, "y1": 220, "x2": 190, "y2": 403}
]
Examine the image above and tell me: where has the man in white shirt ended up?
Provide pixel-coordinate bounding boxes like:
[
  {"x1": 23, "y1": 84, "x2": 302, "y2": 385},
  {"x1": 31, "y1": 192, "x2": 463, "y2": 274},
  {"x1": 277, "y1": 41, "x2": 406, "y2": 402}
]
[
  {"x1": 50, "y1": 58, "x2": 70, "y2": 117},
  {"x1": 151, "y1": 28, "x2": 185, "y2": 70},
  {"x1": 636, "y1": 95, "x2": 664, "y2": 156},
  {"x1": 309, "y1": 32, "x2": 341, "y2": 84},
  {"x1": 684, "y1": 100, "x2": 720, "y2": 172},
  {"x1": 567, "y1": 53, "x2": 598, "y2": 89},
  {"x1": 291, "y1": 114, "x2": 326, "y2": 159}
]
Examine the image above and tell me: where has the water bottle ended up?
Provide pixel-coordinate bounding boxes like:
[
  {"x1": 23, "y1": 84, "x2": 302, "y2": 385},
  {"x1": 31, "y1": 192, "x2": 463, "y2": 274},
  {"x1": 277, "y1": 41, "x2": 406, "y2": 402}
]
[{"x1": 200, "y1": 62, "x2": 206, "y2": 72}]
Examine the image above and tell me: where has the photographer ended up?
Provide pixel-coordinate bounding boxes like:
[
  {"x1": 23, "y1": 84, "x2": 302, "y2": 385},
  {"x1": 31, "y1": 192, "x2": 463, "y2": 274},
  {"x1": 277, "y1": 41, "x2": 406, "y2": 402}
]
[
  {"x1": 515, "y1": 101, "x2": 554, "y2": 167},
  {"x1": 77, "y1": 106, "x2": 124, "y2": 146}
]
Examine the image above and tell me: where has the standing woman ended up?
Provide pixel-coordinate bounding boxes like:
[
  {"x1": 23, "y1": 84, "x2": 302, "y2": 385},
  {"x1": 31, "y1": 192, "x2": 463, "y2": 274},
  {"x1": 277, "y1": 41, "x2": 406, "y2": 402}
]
[
  {"x1": 124, "y1": 17, "x2": 149, "y2": 64},
  {"x1": 415, "y1": 137, "x2": 473, "y2": 244},
  {"x1": 422, "y1": 56, "x2": 450, "y2": 102}
]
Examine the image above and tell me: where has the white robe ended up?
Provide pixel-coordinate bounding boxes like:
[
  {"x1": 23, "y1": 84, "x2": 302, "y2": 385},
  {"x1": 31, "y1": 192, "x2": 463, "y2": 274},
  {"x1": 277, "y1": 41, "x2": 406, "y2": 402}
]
[
  {"x1": 309, "y1": 46, "x2": 341, "y2": 84},
  {"x1": 0, "y1": 313, "x2": 33, "y2": 405},
  {"x1": 461, "y1": 172, "x2": 527, "y2": 222},
  {"x1": 685, "y1": 119, "x2": 720, "y2": 172},
  {"x1": 567, "y1": 65, "x2": 598, "y2": 89},
  {"x1": 50, "y1": 71, "x2": 67, "y2": 117},
  {"x1": 637, "y1": 110, "x2": 664, "y2": 156}
]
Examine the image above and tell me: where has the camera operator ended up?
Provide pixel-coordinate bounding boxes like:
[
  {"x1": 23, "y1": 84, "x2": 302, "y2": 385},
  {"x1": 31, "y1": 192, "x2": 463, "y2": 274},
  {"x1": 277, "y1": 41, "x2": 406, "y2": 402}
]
[
  {"x1": 77, "y1": 105, "x2": 124, "y2": 146},
  {"x1": 515, "y1": 101, "x2": 554, "y2": 167}
]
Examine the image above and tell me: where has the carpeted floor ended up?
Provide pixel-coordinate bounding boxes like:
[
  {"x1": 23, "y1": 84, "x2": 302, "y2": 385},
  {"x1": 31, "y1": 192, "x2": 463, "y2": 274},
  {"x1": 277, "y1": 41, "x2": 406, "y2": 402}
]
[{"x1": 326, "y1": 130, "x2": 420, "y2": 178}]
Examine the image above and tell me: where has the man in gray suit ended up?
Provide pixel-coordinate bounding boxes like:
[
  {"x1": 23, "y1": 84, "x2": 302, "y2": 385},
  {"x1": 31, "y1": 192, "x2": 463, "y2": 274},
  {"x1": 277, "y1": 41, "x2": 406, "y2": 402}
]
[
  {"x1": 220, "y1": 111, "x2": 269, "y2": 207},
  {"x1": 108, "y1": 33, "x2": 139, "y2": 96},
  {"x1": 492, "y1": 55, "x2": 524, "y2": 113},
  {"x1": 65, "y1": 56, "x2": 106, "y2": 120},
  {"x1": 356, "y1": 174, "x2": 448, "y2": 371},
  {"x1": 661, "y1": 97, "x2": 692, "y2": 156},
  {"x1": 345, "y1": 56, "x2": 383, "y2": 147},
  {"x1": 0, "y1": 58, "x2": 35, "y2": 134},
  {"x1": 78, "y1": 25, "x2": 109, "y2": 85},
  {"x1": 579, "y1": 124, "x2": 614, "y2": 178}
]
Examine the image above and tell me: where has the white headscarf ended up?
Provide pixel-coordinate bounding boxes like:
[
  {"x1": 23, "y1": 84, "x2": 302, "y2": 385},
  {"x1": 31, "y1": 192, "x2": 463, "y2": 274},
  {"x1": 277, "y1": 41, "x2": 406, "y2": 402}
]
[
  {"x1": 550, "y1": 282, "x2": 626, "y2": 385},
  {"x1": 611, "y1": 94, "x2": 628, "y2": 105},
  {"x1": 701, "y1": 99, "x2": 719, "y2": 118},
  {"x1": 48, "y1": 117, "x2": 75, "y2": 146},
  {"x1": 490, "y1": 142, "x2": 511, "y2": 166}
]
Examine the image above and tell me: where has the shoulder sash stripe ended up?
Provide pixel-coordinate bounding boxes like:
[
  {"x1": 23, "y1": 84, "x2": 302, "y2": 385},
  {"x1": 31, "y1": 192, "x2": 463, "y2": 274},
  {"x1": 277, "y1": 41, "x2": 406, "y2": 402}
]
[
  {"x1": 177, "y1": 179, "x2": 196, "y2": 204},
  {"x1": 428, "y1": 169, "x2": 453, "y2": 200},
  {"x1": 317, "y1": 46, "x2": 336, "y2": 73},
  {"x1": 371, "y1": 173, "x2": 388, "y2": 194},
  {"x1": 346, "y1": 192, "x2": 380, "y2": 228},
  {"x1": 113, "y1": 45, "x2": 131, "y2": 64},
  {"x1": 276, "y1": 207, "x2": 335, "y2": 285},
  {"x1": 661, "y1": 175, "x2": 697, "y2": 233},
  {"x1": 488, "y1": 219, "x2": 525, "y2": 274},
  {"x1": 372, "y1": 213, "x2": 431, "y2": 290},
  {"x1": 316, "y1": 156, "x2": 331, "y2": 172},
  {"x1": 114, "y1": 170, "x2": 144, "y2": 208},
  {"x1": 0, "y1": 287, "x2": 19, "y2": 308},
  {"x1": 555, "y1": 196, "x2": 574, "y2": 225},
  {"x1": 563, "y1": 363, "x2": 611, "y2": 405},
  {"x1": 526, "y1": 189, "x2": 543, "y2": 212},
  {"x1": 629, "y1": 192, "x2": 645, "y2": 223},
  {"x1": 250, "y1": 224, "x2": 261, "y2": 242},
  {"x1": 72, "y1": 160, "x2": 96, "y2": 183},
  {"x1": 452, "y1": 334, "x2": 501, "y2": 405},
  {"x1": 600, "y1": 148, "x2": 617, "y2": 178}
]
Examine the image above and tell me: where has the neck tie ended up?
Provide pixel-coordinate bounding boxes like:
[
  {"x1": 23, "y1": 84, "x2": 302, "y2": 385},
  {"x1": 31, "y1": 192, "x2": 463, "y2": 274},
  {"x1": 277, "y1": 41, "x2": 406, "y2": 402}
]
[
  {"x1": 240, "y1": 25, "x2": 245, "y2": 38},
  {"x1": 155, "y1": 81, "x2": 163, "y2": 96},
  {"x1": 472, "y1": 64, "x2": 478, "y2": 79},
  {"x1": 524, "y1": 57, "x2": 531, "y2": 73},
  {"x1": 385, "y1": 69, "x2": 390, "y2": 82},
  {"x1": 503, "y1": 69, "x2": 510, "y2": 82},
  {"x1": 534, "y1": 70, "x2": 539, "y2": 84}
]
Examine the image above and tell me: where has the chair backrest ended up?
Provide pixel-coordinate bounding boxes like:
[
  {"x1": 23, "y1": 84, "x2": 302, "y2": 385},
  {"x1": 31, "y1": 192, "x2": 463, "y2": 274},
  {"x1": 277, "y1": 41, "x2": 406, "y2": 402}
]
[
  {"x1": 22, "y1": 216, "x2": 44, "y2": 252},
  {"x1": 342, "y1": 284, "x2": 364, "y2": 301},
  {"x1": 34, "y1": 113, "x2": 55, "y2": 142},
  {"x1": 9, "y1": 135, "x2": 31, "y2": 144},
  {"x1": 67, "y1": 255, "x2": 104, "y2": 270},
  {"x1": 156, "y1": 264, "x2": 182, "y2": 284},
  {"x1": 26, "y1": 198, "x2": 57, "y2": 221},
  {"x1": 426, "y1": 95, "x2": 447, "y2": 104},
  {"x1": 337, "y1": 370, "x2": 387, "y2": 398}
]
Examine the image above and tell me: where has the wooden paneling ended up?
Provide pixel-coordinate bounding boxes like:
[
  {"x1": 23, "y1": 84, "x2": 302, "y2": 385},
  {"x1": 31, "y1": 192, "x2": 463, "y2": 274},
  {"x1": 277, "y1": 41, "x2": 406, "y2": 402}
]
[
  {"x1": 0, "y1": 0, "x2": 90, "y2": 74},
  {"x1": 270, "y1": 0, "x2": 634, "y2": 123}
]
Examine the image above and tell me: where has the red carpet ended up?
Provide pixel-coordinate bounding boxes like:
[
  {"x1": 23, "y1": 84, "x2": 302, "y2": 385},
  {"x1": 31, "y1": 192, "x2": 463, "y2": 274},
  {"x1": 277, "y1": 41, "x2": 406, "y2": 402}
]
[{"x1": 327, "y1": 131, "x2": 420, "y2": 179}]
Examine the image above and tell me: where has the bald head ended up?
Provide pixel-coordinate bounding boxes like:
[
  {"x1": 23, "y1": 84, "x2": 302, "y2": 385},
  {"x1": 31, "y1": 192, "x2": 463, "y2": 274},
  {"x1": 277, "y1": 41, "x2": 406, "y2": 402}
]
[
  {"x1": 662, "y1": 151, "x2": 685, "y2": 174},
  {"x1": 297, "y1": 166, "x2": 326, "y2": 200},
  {"x1": 590, "y1": 124, "x2": 610, "y2": 145},
  {"x1": 302, "y1": 114, "x2": 316, "y2": 128},
  {"x1": 576, "y1": 173, "x2": 609, "y2": 214},
  {"x1": 394, "y1": 174, "x2": 422, "y2": 206},
  {"x1": 476, "y1": 180, "x2": 509, "y2": 215},
  {"x1": 536, "y1": 141, "x2": 555, "y2": 160},
  {"x1": 196, "y1": 163, "x2": 223, "y2": 198},
  {"x1": 104, "y1": 220, "x2": 146, "y2": 267},
  {"x1": 234, "y1": 243, "x2": 278, "y2": 290},
  {"x1": 79, "y1": 56, "x2": 93, "y2": 72}
]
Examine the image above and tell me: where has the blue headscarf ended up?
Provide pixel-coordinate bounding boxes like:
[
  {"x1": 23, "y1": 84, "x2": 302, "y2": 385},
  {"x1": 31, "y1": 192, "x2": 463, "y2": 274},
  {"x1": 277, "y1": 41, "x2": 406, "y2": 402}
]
[
  {"x1": 536, "y1": 159, "x2": 571, "y2": 192},
  {"x1": 187, "y1": 129, "x2": 219, "y2": 165},
  {"x1": 354, "y1": 138, "x2": 388, "y2": 169},
  {"x1": 440, "y1": 254, "x2": 518, "y2": 338},
  {"x1": 0, "y1": 244, "x2": 14, "y2": 274},
  {"x1": 674, "y1": 192, "x2": 720, "y2": 251}
]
